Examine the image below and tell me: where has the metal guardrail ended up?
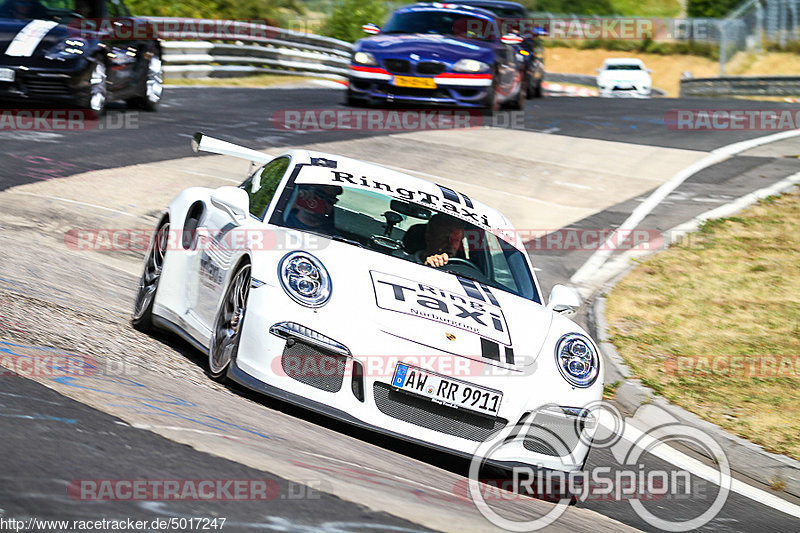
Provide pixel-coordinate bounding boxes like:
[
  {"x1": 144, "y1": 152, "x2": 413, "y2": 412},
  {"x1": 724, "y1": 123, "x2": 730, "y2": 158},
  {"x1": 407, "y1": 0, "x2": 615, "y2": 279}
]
[
  {"x1": 681, "y1": 76, "x2": 800, "y2": 97},
  {"x1": 147, "y1": 17, "x2": 353, "y2": 80}
]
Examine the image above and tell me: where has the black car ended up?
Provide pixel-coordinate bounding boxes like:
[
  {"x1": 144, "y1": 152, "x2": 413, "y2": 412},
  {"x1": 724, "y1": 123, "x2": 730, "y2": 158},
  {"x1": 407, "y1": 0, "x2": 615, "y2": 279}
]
[
  {"x1": 454, "y1": 0, "x2": 545, "y2": 97},
  {"x1": 0, "y1": 0, "x2": 162, "y2": 113}
]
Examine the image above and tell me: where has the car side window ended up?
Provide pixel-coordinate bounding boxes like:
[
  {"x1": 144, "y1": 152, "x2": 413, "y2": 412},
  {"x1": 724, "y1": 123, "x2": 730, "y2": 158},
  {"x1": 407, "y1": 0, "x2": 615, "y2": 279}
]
[{"x1": 244, "y1": 157, "x2": 290, "y2": 219}]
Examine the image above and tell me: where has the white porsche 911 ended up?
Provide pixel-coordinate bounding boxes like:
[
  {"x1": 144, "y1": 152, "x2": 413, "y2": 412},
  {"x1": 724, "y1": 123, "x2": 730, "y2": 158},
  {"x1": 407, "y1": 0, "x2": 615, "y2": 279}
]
[{"x1": 132, "y1": 133, "x2": 603, "y2": 473}]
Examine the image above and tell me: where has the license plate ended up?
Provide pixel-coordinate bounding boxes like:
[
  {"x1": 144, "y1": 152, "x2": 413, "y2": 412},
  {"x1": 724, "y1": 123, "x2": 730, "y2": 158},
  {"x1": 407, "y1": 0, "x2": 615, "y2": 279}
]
[
  {"x1": 0, "y1": 68, "x2": 14, "y2": 82},
  {"x1": 393, "y1": 76, "x2": 436, "y2": 89},
  {"x1": 391, "y1": 363, "x2": 502, "y2": 417}
]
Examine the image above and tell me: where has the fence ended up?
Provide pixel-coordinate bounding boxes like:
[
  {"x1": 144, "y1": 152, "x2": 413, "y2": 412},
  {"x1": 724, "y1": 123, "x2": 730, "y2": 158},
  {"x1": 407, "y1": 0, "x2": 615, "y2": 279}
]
[
  {"x1": 681, "y1": 75, "x2": 800, "y2": 97},
  {"x1": 147, "y1": 17, "x2": 352, "y2": 80},
  {"x1": 533, "y1": 0, "x2": 800, "y2": 75}
]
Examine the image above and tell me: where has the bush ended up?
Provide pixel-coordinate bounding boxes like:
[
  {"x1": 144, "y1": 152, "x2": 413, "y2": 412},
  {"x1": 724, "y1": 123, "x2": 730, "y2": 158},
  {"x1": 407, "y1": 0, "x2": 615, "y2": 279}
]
[
  {"x1": 320, "y1": 0, "x2": 389, "y2": 43},
  {"x1": 126, "y1": 0, "x2": 304, "y2": 22}
]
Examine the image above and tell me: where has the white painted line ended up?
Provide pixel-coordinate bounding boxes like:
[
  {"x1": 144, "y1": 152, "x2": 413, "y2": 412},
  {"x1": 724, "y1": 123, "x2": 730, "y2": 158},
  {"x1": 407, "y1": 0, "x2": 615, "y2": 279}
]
[
  {"x1": 614, "y1": 419, "x2": 800, "y2": 519},
  {"x1": 571, "y1": 129, "x2": 800, "y2": 291},
  {"x1": 4, "y1": 191, "x2": 141, "y2": 218},
  {"x1": 584, "y1": 171, "x2": 800, "y2": 295}
]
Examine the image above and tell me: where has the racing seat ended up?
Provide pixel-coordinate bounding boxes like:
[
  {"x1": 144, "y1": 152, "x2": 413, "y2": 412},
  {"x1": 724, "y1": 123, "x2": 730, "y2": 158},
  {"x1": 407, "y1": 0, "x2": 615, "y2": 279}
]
[{"x1": 402, "y1": 224, "x2": 427, "y2": 254}]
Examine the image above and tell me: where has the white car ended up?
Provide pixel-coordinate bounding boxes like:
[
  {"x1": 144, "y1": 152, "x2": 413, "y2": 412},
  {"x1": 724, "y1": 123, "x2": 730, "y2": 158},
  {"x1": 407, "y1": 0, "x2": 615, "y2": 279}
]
[
  {"x1": 596, "y1": 58, "x2": 652, "y2": 97},
  {"x1": 132, "y1": 133, "x2": 603, "y2": 473}
]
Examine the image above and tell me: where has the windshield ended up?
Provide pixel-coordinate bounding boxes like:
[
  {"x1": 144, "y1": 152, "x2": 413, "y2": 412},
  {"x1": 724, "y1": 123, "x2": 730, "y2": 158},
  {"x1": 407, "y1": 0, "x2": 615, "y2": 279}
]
[
  {"x1": 271, "y1": 178, "x2": 539, "y2": 302},
  {"x1": 0, "y1": 0, "x2": 97, "y2": 21},
  {"x1": 382, "y1": 10, "x2": 496, "y2": 41},
  {"x1": 605, "y1": 64, "x2": 643, "y2": 71}
]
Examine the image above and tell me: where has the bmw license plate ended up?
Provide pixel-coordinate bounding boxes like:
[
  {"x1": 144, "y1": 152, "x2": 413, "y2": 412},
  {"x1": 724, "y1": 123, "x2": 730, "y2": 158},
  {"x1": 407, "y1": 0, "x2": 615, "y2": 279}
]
[
  {"x1": 393, "y1": 76, "x2": 436, "y2": 89},
  {"x1": 0, "y1": 68, "x2": 14, "y2": 82},
  {"x1": 391, "y1": 363, "x2": 502, "y2": 417}
]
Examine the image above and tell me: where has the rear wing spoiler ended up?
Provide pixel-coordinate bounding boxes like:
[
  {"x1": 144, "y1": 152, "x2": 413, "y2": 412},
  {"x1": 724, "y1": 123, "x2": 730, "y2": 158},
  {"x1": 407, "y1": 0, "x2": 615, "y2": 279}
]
[{"x1": 191, "y1": 132, "x2": 274, "y2": 165}]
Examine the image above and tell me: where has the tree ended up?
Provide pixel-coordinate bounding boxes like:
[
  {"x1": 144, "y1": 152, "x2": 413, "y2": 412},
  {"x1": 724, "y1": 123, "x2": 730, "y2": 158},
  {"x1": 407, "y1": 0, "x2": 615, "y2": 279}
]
[
  {"x1": 320, "y1": 0, "x2": 389, "y2": 43},
  {"x1": 687, "y1": 0, "x2": 742, "y2": 18}
]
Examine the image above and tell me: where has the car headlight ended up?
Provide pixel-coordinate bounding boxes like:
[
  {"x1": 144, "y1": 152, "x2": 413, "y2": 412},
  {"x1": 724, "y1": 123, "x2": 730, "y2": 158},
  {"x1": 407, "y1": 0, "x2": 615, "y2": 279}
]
[
  {"x1": 353, "y1": 51, "x2": 377, "y2": 66},
  {"x1": 48, "y1": 38, "x2": 87, "y2": 56},
  {"x1": 279, "y1": 251, "x2": 331, "y2": 308},
  {"x1": 555, "y1": 333, "x2": 599, "y2": 388},
  {"x1": 453, "y1": 58, "x2": 490, "y2": 73}
]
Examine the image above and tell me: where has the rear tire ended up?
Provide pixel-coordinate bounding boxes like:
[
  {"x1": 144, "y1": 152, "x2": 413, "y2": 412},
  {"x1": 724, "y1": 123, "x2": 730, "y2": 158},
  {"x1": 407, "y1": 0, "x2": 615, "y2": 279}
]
[{"x1": 127, "y1": 52, "x2": 163, "y2": 111}]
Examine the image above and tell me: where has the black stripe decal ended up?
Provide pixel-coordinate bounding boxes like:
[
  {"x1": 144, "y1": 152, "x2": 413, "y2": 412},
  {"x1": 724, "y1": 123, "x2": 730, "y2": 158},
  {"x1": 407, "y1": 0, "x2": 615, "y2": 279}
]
[
  {"x1": 458, "y1": 277, "x2": 485, "y2": 302},
  {"x1": 461, "y1": 192, "x2": 474, "y2": 209},
  {"x1": 504, "y1": 346, "x2": 515, "y2": 365},
  {"x1": 437, "y1": 185, "x2": 461, "y2": 204},
  {"x1": 479, "y1": 283, "x2": 500, "y2": 306},
  {"x1": 480, "y1": 338, "x2": 500, "y2": 361}
]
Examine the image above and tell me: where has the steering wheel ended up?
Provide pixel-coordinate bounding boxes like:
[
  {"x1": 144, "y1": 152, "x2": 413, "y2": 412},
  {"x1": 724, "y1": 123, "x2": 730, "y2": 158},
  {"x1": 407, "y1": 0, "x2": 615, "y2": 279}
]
[{"x1": 442, "y1": 257, "x2": 485, "y2": 276}]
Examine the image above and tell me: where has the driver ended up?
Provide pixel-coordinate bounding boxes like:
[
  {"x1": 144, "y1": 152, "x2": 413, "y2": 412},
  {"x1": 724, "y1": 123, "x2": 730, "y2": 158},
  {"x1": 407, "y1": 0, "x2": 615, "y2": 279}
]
[
  {"x1": 418, "y1": 213, "x2": 464, "y2": 268},
  {"x1": 285, "y1": 184, "x2": 342, "y2": 231}
]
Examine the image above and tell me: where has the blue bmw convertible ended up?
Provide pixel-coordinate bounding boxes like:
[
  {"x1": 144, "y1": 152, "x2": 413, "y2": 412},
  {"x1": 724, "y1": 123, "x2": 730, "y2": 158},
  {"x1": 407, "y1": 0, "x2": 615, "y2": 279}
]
[{"x1": 347, "y1": 2, "x2": 529, "y2": 110}]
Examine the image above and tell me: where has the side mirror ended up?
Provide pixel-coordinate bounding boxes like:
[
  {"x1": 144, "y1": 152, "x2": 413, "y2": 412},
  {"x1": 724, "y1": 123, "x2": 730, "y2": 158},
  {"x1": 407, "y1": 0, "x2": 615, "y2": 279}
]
[
  {"x1": 595, "y1": 68, "x2": 602, "y2": 73},
  {"x1": 210, "y1": 186, "x2": 250, "y2": 223},
  {"x1": 646, "y1": 68, "x2": 653, "y2": 73},
  {"x1": 547, "y1": 284, "x2": 581, "y2": 317},
  {"x1": 500, "y1": 33, "x2": 523, "y2": 45},
  {"x1": 362, "y1": 23, "x2": 380, "y2": 35}
]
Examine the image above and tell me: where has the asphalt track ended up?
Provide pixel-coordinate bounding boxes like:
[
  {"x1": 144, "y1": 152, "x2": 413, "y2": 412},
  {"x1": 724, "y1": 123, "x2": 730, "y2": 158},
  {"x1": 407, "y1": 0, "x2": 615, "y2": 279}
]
[{"x1": 1, "y1": 87, "x2": 800, "y2": 532}]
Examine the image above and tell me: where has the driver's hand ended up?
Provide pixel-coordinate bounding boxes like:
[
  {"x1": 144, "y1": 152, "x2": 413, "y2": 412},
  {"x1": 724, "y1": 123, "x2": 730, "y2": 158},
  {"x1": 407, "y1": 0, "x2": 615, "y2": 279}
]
[{"x1": 425, "y1": 253, "x2": 449, "y2": 268}]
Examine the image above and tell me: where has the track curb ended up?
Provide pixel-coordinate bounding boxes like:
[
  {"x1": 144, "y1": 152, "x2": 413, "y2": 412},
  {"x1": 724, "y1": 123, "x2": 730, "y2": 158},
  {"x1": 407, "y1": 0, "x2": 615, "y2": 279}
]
[{"x1": 586, "y1": 175, "x2": 800, "y2": 498}]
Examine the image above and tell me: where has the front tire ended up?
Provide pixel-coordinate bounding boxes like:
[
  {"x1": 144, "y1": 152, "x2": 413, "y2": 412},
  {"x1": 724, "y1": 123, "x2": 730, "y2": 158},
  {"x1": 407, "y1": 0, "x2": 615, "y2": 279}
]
[
  {"x1": 507, "y1": 74, "x2": 527, "y2": 110},
  {"x1": 132, "y1": 221, "x2": 170, "y2": 332},
  {"x1": 208, "y1": 262, "x2": 251, "y2": 381},
  {"x1": 482, "y1": 73, "x2": 500, "y2": 113},
  {"x1": 80, "y1": 60, "x2": 107, "y2": 115}
]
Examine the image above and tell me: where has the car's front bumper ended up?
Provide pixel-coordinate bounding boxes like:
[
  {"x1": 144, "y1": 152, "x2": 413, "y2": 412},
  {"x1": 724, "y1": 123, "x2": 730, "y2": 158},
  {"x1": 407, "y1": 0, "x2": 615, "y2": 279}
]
[
  {"x1": 348, "y1": 65, "x2": 492, "y2": 107},
  {"x1": 232, "y1": 285, "x2": 600, "y2": 473},
  {"x1": 0, "y1": 60, "x2": 91, "y2": 104}
]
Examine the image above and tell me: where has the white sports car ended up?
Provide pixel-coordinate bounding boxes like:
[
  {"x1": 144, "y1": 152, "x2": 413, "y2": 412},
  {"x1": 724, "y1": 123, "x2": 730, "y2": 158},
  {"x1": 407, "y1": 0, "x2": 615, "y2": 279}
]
[
  {"x1": 133, "y1": 133, "x2": 603, "y2": 473},
  {"x1": 596, "y1": 58, "x2": 652, "y2": 98}
]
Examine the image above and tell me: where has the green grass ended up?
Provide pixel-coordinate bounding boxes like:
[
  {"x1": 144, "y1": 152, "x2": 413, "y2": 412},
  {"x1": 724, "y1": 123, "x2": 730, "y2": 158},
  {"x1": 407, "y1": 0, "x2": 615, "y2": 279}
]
[
  {"x1": 606, "y1": 188, "x2": 800, "y2": 461},
  {"x1": 610, "y1": 0, "x2": 682, "y2": 17}
]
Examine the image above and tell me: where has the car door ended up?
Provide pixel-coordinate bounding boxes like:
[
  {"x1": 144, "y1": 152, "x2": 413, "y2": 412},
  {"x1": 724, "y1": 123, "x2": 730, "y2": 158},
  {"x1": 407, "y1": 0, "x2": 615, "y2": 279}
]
[{"x1": 192, "y1": 156, "x2": 293, "y2": 331}]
